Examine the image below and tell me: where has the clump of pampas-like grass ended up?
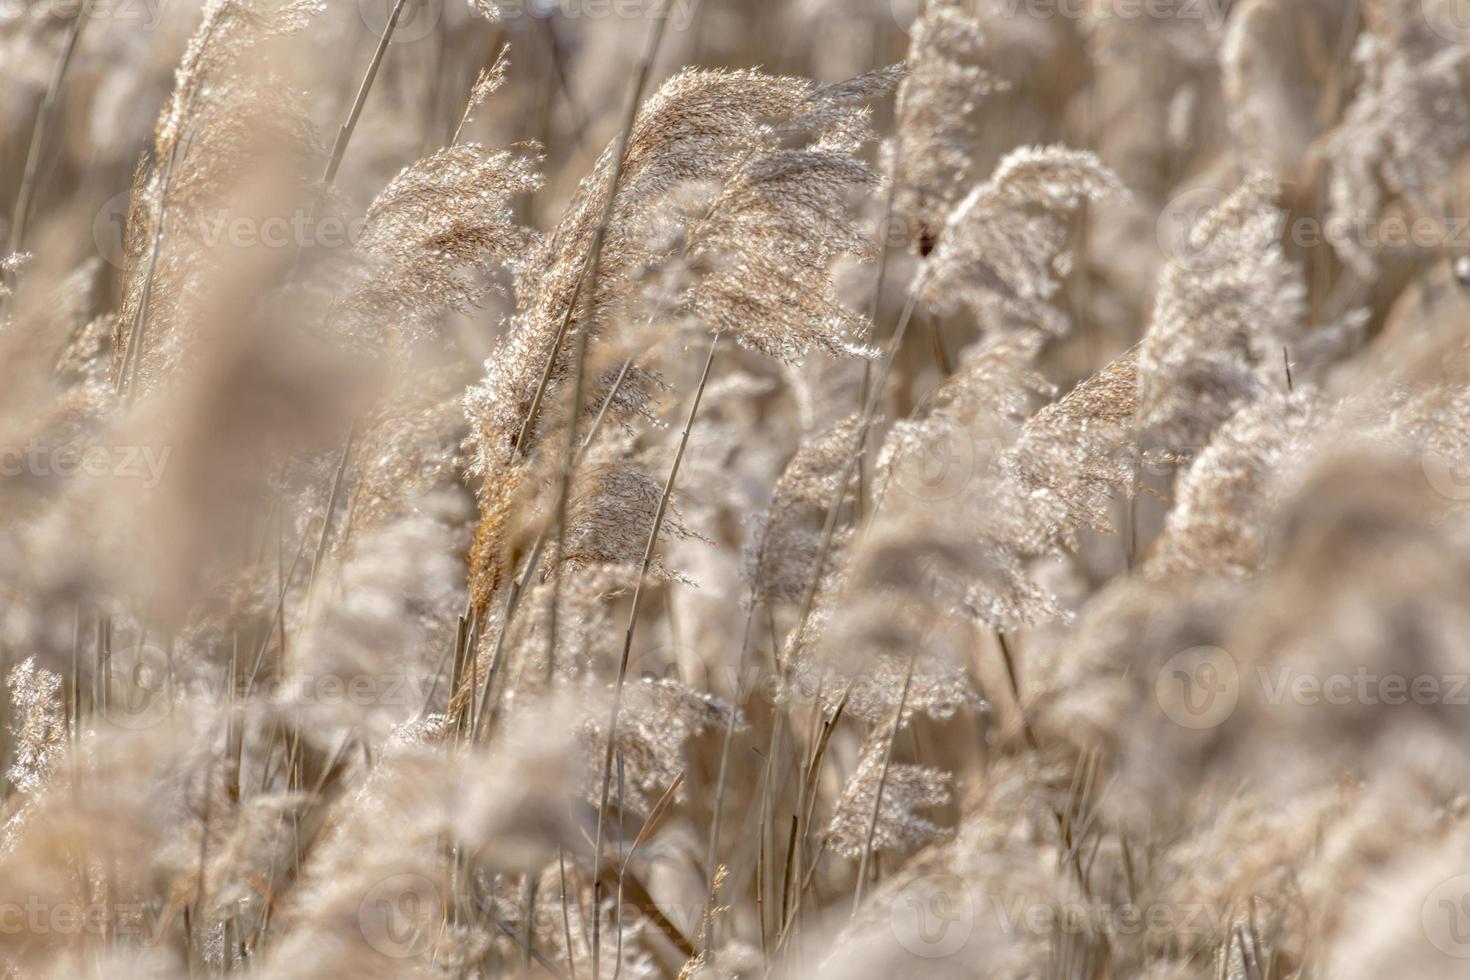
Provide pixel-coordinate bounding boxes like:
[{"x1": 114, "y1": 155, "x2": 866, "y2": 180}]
[{"x1": 4, "y1": 1, "x2": 1470, "y2": 977}]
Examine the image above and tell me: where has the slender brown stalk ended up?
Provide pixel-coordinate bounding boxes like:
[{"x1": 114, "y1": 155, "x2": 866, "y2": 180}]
[
  {"x1": 592, "y1": 332, "x2": 718, "y2": 978},
  {"x1": 4, "y1": 6, "x2": 90, "y2": 313},
  {"x1": 490, "y1": 11, "x2": 671, "y2": 760},
  {"x1": 851, "y1": 648, "x2": 917, "y2": 914},
  {"x1": 790, "y1": 286, "x2": 924, "y2": 648},
  {"x1": 997, "y1": 631, "x2": 1039, "y2": 751},
  {"x1": 542, "y1": 280, "x2": 600, "y2": 687},
  {"x1": 510, "y1": 2, "x2": 671, "y2": 462},
  {"x1": 558, "y1": 846, "x2": 579, "y2": 980},
  {"x1": 854, "y1": 144, "x2": 902, "y2": 520},
  {"x1": 703, "y1": 604, "x2": 756, "y2": 896},
  {"x1": 117, "y1": 137, "x2": 185, "y2": 402},
  {"x1": 302, "y1": 424, "x2": 356, "y2": 617},
  {"x1": 322, "y1": 0, "x2": 409, "y2": 187},
  {"x1": 470, "y1": 352, "x2": 634, "y2": 741}
]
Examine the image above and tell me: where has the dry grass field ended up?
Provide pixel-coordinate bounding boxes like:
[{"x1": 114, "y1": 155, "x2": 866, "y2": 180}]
[{"x1": 2, "y1": 0, "x2": 1470, "y2": 976}]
